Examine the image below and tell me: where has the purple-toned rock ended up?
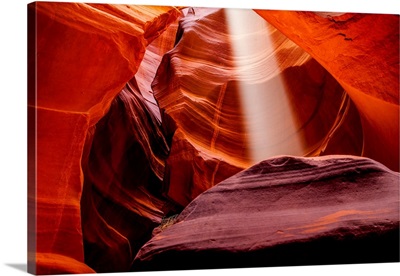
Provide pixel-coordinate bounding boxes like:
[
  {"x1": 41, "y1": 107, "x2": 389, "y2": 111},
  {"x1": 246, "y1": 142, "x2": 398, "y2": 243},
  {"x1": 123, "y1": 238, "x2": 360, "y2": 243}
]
[{"x1": 133, "y1": 155, "x2": 399, "y2": 270}]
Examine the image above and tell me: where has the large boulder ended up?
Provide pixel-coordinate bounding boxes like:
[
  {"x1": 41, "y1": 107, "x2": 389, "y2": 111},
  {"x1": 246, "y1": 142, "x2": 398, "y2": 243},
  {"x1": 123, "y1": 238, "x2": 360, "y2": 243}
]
[{"x1": 134, "y1": 155, "x2": 399, "y2": 270}]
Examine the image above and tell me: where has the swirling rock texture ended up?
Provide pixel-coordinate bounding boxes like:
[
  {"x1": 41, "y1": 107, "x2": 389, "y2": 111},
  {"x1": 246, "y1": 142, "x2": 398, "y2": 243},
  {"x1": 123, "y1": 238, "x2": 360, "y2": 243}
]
[
  {"x1": 28, "y1": 2, "x2": 181, "y2": 274},
  {"x1": 80, "y1": 79, "x2": 171, "y2": 272},
  {"x1": 133, "y1": 155, "x2": 399, "y2": 270},
  {"x1": 255, "y1": 11, "x2": 400, "y2": 171},
  {"x1": 155, "y1": 8, "x2": 366, "y2": 207},
  {"x1": 28, "y1": 3, "x2": 399, "y2": 275},
  {"x1": 80, "y1": 15, "x2": 183, "y2": 273}
]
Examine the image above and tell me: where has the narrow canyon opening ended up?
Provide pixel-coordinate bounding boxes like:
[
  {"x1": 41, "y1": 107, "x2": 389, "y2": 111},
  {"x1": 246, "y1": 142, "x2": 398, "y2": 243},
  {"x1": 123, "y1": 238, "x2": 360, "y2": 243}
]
[
  {"x1": 80, "y1": 8, "x2": 368, "y2": 272},
  {"x1": 28, "y1": 3, "x2": 399, "y2": 274}
]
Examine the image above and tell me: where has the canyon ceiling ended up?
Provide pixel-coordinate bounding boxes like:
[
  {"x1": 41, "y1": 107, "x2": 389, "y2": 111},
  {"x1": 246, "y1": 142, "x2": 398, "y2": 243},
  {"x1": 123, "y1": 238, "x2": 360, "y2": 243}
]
[{"x1": 27, "y1": 2, "x2": 399, "y2": 274}]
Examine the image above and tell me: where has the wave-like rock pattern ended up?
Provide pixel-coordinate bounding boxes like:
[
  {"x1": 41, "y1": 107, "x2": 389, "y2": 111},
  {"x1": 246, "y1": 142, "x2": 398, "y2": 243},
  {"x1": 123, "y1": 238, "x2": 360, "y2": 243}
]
[
  {"x1": 135, "y1": 16, "x2": 181, "y2": 122},
  {"x1": 28, "y1": 2, "x2": 180, "y2": 274},
  {"x1": 256, "y1": 11, "x2": 399, "y2": 171},
  {"x1": 32, "y1": 2, "x2": 180, "y2": 123},
  {"x1": 28, "y1": 4, "x2": 399, "y2": 274},
  {"x1": 133, "y1": 155, "x2": 400, "y2": 270},
  {"x1": 163, "y1": 129, "x2": 243, "y2": 207},
  {"x1": 153, "y1": 8, "x2": 364, "y2": 205},
  {"x1": 79, "y1": 10, "x2": 184, "y2": 274},
  {"x1": 154, "y1": 8, "x2": 251, "y2": 167},
  {"x1": 81, "y1": 79, "x2": 172, "y2": 272}
]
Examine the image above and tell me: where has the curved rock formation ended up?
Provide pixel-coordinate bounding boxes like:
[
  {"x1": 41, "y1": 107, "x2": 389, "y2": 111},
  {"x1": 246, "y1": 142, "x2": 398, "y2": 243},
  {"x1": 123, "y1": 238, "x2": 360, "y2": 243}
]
[
  {"x1": 135, "y1": 17, "x2": 181, "y2": 122},
  {"x1": 32, "y1": 2, "x2": 180, "y2": 123},
  {"x1": 28, "y1": 2, "x2": 181, "y2": 274},
  {"x1": 35, "y1": 253, "x2": 95, "y2": 275},
  {"x1": 79, "y1": 9, "x2": 184, "y2": 274},
  {"x1": 255, "y1": 11, "x2": 399, "y2": 171},
  {"x1": 163, "y1": 129, "x2": 243, "y2": 207},
  {"x1": 28, "y1": 3, "x2": 399, "y2": 274},
  {"x1": 81, "y1": 79, "x2": 171, "y2": 272},
  {"x1": 133, "y1": 155, "x2": 400, "y2": 270},
  {"x1": 153, "y1": 8, "x2": 364, "y2": 205}
]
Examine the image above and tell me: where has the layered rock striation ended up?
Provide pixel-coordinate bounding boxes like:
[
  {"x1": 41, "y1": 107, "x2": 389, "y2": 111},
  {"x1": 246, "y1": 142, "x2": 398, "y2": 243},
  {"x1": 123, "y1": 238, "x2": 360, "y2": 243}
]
[
  {"x1": 81, "y1": 79, "x2": 172, "y2": 272},
  {"x1": 28, "y1": 3, "x2": 399, "y2": 274},
  {"x1": 256, "y1": 11, "x2": 400, "y2": 171},
  {"x1": 154, "y1": 8, "x2": 366, "y2": 206},
  {"x1": 134, "y1": 155, "x2": 400, "y2": 270},
  {"x1": 28, "y1": 2, "x2": 181, "y2": 274}
]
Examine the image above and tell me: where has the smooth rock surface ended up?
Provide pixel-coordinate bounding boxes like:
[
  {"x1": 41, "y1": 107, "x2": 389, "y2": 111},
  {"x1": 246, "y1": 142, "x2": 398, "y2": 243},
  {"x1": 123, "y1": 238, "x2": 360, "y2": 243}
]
[
  {"x1": 153, "y1": 8, "x2": 364, "y2": 169},
  {"x1": 28, "y1": 2, "x2": 180, "y2": 274},
  {"x1": 81, "y1": 79, "x2": 172, "y2": 272},
  {"x1": 134, "y1": 155, "x2": 400, "y2": 270},
  {"x1": 163, "y1": 129, "x2": 243, "y2": 207},
  {"x1": 256, "y1": 11, "x2": 399, "y2": 171},
  {"x1": 28, "y1": 4, "x2": 399, "y2": 274},
  {"x1": 153, "y1": 8, "x2": 365, "y2": 205}
]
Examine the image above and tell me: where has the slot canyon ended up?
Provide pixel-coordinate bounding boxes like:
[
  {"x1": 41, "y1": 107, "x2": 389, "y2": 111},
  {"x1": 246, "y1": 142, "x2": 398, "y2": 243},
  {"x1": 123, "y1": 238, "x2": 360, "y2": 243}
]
[{"x1": 27, "y1": 3, "x2": 399, "y2": 274}]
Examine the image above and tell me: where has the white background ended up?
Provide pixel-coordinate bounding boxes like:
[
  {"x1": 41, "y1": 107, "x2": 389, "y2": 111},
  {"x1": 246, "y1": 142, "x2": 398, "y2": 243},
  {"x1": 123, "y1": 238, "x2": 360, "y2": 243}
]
[{"x1": 0, "y1": 0, "x2": 399, "y2": 275}]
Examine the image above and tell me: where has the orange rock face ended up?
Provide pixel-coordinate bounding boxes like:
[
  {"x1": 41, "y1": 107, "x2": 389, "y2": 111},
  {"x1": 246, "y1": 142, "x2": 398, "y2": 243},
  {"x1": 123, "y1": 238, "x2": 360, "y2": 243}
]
[
  {"x1": 255, "y1": 11, "x2": 399, "y2": 171},
  {"x1": 28, "y1": 2, "x2": 181, "y2": 274},
  {"x1": 28, "y1": 3, "x2": 399, "y2": 274},
  {"x1": 163, "y1": 129, "x2": 243, "y2": 207},
  {"x1": 81, "y1": 79, "x2": 174, "y2": 272},
  {"x1": 154, "y1": 8, "x2": 365, "y2": 205}
]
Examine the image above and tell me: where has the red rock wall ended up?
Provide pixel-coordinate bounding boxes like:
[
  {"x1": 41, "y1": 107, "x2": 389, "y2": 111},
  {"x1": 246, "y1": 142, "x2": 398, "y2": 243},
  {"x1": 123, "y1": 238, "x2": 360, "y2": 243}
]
[
  {"x1": 28, "y1": 2, "x2": 181, "y2": 274},
  {"x1": 153, "y1": 8, "x2": 365, "y2": 206},
  {"x1": 256, "y1": 11, "x2": 399, "y2": 171},
  {"x1": 28, "y1": 4, "x2": 399, "y2": 274},
  {"x1": 81, "y1": 79, "x2": 173, "y2": 272},
  {"x1": 163, "y1": 129, "x2": 243, "y2": 207},
  {"x1": 79, "y1": 12, "x2": 183, "y2": 272},
  {"x1": 153, "y1": 8, "x2": 252, "y2": 167}
]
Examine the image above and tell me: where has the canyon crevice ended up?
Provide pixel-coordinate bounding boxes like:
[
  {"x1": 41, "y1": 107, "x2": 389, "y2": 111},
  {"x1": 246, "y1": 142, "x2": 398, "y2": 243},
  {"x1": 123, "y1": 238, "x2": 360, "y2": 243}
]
[{"x1": 28, "y1": 3, "x2": 399, "y2": 274}]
